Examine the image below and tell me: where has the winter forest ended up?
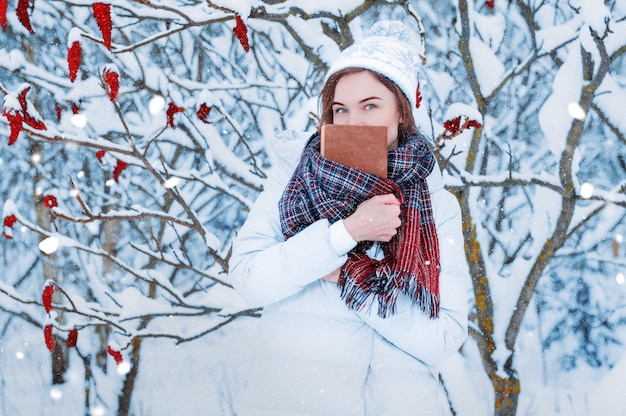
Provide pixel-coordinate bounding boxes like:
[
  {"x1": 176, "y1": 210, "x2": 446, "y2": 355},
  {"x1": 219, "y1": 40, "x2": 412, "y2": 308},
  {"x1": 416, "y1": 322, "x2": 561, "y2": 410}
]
[{"x1": 1, "y1": 0, "x2": 626, "y2": 415}]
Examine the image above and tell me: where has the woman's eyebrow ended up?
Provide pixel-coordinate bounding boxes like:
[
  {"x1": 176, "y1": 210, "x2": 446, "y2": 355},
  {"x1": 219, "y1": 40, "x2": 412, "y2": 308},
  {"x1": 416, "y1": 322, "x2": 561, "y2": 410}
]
[
  {"x1": 331, "y1": 96, "x2": 381, "y2": 106},
  {"x1": 359, "y1": 96, "x2": 381, "y2": 103}
]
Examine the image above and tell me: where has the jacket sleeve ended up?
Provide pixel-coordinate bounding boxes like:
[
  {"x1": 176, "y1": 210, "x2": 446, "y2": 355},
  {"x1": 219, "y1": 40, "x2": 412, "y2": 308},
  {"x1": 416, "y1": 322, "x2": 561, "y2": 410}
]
[
  {"x1": 356, "y1": 190, "x2": 471, "y2": 366},
  {"x1": 228, "y1": 175, "x2": 349, "y2": 308}
]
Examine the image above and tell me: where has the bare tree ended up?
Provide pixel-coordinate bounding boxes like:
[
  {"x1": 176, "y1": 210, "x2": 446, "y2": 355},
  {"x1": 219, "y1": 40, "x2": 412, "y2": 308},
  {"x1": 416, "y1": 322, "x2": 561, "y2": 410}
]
[{"x1": 1, "y1": 1, "x2": 625, "y2": 415}]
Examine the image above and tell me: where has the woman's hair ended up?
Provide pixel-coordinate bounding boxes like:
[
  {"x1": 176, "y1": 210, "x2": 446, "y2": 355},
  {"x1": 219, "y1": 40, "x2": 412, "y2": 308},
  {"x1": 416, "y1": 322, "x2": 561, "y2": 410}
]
[{"x1": 318, "y1": 67, "x2": 417, "y2": 142}]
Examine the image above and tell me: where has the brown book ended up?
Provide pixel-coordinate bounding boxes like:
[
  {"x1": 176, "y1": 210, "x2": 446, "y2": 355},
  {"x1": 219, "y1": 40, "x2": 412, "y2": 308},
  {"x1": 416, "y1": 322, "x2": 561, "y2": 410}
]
[{"x1": 320, "y1": 124, "x2": 388, "y2": 177}]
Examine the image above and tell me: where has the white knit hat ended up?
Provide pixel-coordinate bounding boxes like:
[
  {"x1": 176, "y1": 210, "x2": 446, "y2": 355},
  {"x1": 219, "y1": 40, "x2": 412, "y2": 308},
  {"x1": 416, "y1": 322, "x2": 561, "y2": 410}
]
[{"x1": 325, "y1": 20, "x2": 425, "y2": 108}]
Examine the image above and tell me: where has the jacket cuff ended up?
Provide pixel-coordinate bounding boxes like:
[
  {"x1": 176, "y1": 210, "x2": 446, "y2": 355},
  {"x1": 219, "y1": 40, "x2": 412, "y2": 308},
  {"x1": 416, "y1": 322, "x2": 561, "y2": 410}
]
[{"x1": 329, "y1": 220, "x2": 357, "y2": 255}]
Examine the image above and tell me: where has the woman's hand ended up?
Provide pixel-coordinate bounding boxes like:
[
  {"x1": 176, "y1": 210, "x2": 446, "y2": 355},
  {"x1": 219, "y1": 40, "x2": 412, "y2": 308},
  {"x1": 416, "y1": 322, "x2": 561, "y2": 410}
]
[
  {"x1": 343, "y1": 194, "x2": 401, "y2": 242},
  {"x1": 322, "y1": 268, "x2": 341, "y2": 283}
]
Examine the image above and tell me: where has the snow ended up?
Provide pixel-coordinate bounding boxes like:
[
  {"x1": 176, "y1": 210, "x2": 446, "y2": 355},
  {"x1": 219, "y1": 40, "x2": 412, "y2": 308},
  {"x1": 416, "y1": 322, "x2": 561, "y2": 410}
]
[
  {"x1": 256, "y1": 0, "x2": 365, "y2": 16},
  {"x1": 472, "y1": 10, "x2": 506, "y2": 51},
  {"x1": 0, "y1": 49, "x2": 27, "y2": 71},
  {"x1": 538, "y1": 44, "x2": 583, "y2": 158},
  {"x1": 470, "y1": 37, "x2": 505, "y2": 97},
  {"x1": 579, "y1": 0, "x2": 611, "y2": 34},
  {"x1": 1, "y1": 89, "x2": 20, "y2": 112},
  {"x1": 606, "y1": 18, "x2": 626, "y2": 56},
  {"x1": 595, "y1": 75, "x2": 626, "y2": 133},
  {"x1": 68, "y1": 27, "x2": 83, "y2": 45},
  {"x1": 2, "y1": 1, "x2": 626, "y2": 415},
  {"x1": 426, "y1": 70, "x2": 455, "y2": 104},
  {"x1": 589, "y1": 352, "x2": 626, "y2": 415},
  {"x1": 536, "y1": 22, "x2": 579, "y2": 54},
  {"x1": 2, "y1": 199, "x2": 18, "y2": 217}
]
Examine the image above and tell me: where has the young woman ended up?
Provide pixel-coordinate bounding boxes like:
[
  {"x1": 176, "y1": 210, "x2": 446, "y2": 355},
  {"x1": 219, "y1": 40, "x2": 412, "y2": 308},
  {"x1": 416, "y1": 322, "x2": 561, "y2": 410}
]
[{"x1": 229, "y1": 20, "x2": 470, "y2": 416}]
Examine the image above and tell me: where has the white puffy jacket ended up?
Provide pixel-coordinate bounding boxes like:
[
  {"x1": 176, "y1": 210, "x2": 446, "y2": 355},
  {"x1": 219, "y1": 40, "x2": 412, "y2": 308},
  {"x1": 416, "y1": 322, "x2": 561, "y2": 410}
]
[{"x1": 229, "y1": 130, "x2": 471, "y2": 416}]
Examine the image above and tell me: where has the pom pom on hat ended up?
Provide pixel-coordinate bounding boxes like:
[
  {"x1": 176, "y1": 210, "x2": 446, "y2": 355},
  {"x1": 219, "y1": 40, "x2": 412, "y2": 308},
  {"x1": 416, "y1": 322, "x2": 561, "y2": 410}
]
[
  {"x1": 368, "y1": 21, "x2": 425, "y2": 59},
  {"x1": 326, "y1": 20, "x2": 425, "y2": 108}
]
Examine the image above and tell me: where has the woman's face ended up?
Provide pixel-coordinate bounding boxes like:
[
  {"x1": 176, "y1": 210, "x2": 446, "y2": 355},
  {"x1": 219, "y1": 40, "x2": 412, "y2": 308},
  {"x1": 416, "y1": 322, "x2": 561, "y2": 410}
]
[{"x1": 331, "y1": 70, "x2": 402, "y2": 149}]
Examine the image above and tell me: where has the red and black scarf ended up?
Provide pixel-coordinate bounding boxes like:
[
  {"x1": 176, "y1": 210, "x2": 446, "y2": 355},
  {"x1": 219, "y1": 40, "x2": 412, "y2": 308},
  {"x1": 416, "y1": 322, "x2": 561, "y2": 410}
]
[{"x1": 279, "y1": 132, "x2": 440, "y2": 318}]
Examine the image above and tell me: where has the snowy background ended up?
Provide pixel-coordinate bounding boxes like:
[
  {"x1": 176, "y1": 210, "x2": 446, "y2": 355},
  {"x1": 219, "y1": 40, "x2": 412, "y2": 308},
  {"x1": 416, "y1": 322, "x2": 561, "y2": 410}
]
[{"x1": 1, "y1": 0, "x2": 626, "y2": 415}]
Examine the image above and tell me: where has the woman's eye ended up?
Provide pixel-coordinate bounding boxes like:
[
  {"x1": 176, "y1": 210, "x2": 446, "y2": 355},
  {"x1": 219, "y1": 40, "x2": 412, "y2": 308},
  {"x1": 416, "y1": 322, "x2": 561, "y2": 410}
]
[
  {"x1": 333, "y1": 107, "x2": 347, "y2": 114},
  {"x1": 365, "y1": 103, "x2": 376, "y2": 110}
]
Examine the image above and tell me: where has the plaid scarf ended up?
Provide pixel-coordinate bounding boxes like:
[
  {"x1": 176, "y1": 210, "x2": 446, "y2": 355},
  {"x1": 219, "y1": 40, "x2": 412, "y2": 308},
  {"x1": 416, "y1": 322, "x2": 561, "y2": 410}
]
[{"x1": 279, "y1": 132, "x2": 440, "y2": 318}]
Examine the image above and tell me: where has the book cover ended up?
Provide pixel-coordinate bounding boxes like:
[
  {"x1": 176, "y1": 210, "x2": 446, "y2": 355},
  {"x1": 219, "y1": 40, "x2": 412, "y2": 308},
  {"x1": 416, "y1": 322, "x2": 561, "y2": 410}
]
[{"x1": 320, "y1": 124, "x2": 388, "y2": 177}]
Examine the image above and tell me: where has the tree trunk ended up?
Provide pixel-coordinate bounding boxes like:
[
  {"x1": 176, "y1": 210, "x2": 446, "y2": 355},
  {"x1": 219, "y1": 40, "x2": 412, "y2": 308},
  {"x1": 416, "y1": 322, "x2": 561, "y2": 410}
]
[
  {"x1": 51, "y1": 335, "x2": 68, "y2": 384},
  {"x1": 96, "y1": 211, "x2": 120, "y2": 372},
  {"x1": 117, "y1": 282, "x2": 155, "y2": 415},
  {"x1": 33, "y1": 142, "x2": 68, "y2": 384},
  {"x1": 117, "y1": 337, "x2": 142, "y2": 416},
  {"x1": 493, "y1": 376, "x2": 521, "y2": 416},
  {"x1": 451, "y1": 183, "x2": 523, "y2": 416}
]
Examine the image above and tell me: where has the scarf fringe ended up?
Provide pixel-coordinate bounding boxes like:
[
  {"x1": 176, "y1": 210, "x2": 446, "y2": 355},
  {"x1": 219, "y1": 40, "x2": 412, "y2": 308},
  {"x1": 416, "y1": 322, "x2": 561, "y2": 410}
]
[{"x1": 340, "y1": 269, "x2": 440, "y2": 319}]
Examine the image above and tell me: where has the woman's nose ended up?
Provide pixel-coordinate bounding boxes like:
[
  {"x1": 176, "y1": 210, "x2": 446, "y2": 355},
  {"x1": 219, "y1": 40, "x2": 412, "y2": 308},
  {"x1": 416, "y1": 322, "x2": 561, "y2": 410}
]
[{"x1": 347, "y1": 112, "x2": 366, "y2": 126}]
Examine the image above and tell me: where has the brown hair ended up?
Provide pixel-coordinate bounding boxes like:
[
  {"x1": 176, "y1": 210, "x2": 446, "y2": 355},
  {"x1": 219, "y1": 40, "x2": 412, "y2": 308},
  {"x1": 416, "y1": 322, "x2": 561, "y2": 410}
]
[{"x1": 318, "y1": 67, "x2": 417, "y2": 143}]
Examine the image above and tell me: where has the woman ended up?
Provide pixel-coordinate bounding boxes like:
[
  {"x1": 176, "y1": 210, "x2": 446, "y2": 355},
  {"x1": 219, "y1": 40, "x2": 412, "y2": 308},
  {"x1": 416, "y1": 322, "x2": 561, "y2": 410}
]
[{"x1": 229, "y1": 20, "x2": 470, "y2": 416}]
